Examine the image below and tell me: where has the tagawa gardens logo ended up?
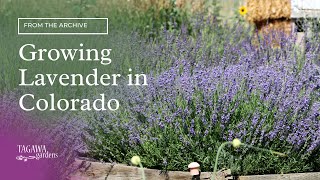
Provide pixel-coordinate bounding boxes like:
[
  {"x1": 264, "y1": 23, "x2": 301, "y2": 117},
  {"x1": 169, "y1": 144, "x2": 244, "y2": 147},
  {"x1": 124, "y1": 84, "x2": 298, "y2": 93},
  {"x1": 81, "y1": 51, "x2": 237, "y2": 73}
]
[{"x1": 16, "y1": 145, "x2": 58, "y2": 162}]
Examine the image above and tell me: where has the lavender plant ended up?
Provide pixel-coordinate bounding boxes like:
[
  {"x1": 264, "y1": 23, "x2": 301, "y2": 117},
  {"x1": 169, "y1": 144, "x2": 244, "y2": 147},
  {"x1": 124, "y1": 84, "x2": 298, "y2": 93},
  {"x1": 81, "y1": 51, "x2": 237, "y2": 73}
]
[{"x1": 83, "y1": 19, "x2": 320, "y2": 175}]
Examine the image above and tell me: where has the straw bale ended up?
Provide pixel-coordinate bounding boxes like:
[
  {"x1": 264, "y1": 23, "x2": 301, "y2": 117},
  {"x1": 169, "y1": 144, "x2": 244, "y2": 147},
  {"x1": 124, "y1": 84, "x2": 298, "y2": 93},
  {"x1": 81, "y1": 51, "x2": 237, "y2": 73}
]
[
  {"x1": 246, "y1": 0, "x2": 291, "y2": 22},
  {"x1": 256, "y1": 19, "x2": 292, "y2": 35},
  {"x1": 253, "y1": 19, "x2": 292, "y2": 47}
]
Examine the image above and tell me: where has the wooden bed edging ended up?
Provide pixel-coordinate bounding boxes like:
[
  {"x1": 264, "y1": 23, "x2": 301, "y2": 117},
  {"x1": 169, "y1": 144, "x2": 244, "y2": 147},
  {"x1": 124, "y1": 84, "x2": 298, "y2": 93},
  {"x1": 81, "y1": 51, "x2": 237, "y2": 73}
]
[
  {"x1": 68, "y1": 159, "x2": 320, "y2": 180},
  {"x1": 238, "y1": 172, "x2": 320, "y2": 180}
]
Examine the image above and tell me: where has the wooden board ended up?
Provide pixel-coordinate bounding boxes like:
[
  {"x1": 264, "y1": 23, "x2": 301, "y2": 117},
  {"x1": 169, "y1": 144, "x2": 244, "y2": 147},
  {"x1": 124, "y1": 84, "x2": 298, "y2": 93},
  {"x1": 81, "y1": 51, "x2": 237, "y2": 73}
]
[
  {"x1": 68, "y1": 159, "x2": 320, "y2": 180},
  {"x1": 68, "y1": 159, "x2": 212, "y2": 180},
  {"x1": 292, "y1": 0, "x2": 320, "y2": 18},
  {"x1": 295, "y1": 0, "x2": 320, "y2": 9},
  {"x1": 239, "y1": 172, "x2": 320, "y2": 180}
]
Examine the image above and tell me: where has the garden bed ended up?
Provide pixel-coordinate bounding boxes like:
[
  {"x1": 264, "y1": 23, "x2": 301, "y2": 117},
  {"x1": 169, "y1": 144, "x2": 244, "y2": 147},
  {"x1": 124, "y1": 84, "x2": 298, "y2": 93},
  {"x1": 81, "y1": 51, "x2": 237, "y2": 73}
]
[{"x1": 69, "y1": 159, "x2": 320, "y2": 180}]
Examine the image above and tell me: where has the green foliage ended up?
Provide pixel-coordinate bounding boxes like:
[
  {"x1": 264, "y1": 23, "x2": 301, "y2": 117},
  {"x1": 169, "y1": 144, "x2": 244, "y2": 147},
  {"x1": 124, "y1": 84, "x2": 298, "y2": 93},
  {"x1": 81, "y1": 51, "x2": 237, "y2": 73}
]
[
  {"x1": 130, "y1": 0, "x2": 221, "y2": 38},
  {"x1": 67, "y1": 0, "x2": 97, "y2": 17}
]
